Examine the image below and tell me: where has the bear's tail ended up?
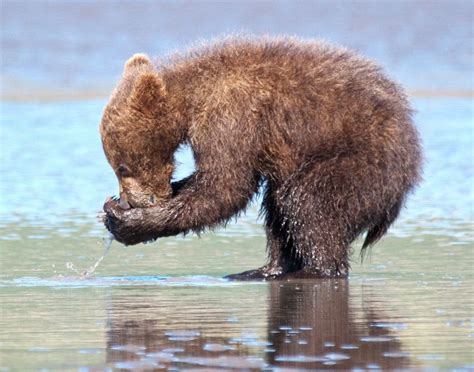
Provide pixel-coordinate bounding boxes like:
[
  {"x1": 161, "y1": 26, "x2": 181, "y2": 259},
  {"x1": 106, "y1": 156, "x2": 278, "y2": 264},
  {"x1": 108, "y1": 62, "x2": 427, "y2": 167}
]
[{"x1": 360, "y1": 197, "x2": 404, "y2": 260}]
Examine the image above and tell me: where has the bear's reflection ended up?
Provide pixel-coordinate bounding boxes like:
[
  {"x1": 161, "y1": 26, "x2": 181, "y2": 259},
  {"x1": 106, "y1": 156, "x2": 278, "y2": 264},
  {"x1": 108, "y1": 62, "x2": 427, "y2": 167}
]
[
  {"x1": 106, "y1": 280, "x2": 409, "y2": 369},
  {"x1": 266, "y1": 280, "x2": 408, "y2": 369}
]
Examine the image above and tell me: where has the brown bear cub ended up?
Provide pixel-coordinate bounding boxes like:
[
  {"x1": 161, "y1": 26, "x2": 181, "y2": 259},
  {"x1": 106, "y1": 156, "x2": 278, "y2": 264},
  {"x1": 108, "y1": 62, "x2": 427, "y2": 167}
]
[{"x1": 101, "y1": 36, "x2": 421, "y2": 280}]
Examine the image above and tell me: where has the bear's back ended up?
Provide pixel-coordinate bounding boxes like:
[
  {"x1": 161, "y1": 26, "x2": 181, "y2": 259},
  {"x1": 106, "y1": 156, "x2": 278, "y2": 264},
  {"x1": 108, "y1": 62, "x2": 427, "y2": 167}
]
[
  {"x1": 158, "y1": 37, "x2": 416, "y2": 181},
  {"x1": 164, "y1": 37, "x2": 399, "y2": 102}
]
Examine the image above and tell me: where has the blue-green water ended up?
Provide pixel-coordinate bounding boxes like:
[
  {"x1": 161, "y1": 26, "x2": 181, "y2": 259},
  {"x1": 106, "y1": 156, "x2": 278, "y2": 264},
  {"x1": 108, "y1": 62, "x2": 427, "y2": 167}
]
[
  {"x1": 1, "y1": 98, "x2": 472, "y2": 234},
  {"x1": 1, "y1": 93, "x2": 472, "y2": 372},
  {"x1": 1, "y1": 1, "x2": 473, "y2": 370}
]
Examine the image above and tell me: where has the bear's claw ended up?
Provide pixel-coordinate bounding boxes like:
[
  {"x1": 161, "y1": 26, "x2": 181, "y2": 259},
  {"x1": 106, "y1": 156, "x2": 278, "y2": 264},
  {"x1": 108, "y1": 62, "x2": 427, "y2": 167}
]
[{"x1": 225, "y1": 265, "x2": 284, "y2": 281}]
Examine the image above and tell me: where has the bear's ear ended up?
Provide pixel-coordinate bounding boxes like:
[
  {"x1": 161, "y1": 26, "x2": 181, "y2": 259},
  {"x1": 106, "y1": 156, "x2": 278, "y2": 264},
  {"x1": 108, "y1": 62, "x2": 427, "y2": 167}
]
[
  {"x1": 124, "y1": 53, "x2": 152, "y2": 72},
  {"x1": 128, "y1": 72, "x2": 167, "y2": 112}
]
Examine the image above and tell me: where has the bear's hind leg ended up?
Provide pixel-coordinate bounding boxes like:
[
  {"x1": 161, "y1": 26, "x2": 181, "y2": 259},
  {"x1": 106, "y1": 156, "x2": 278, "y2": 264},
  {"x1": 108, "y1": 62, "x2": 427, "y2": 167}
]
[
  {"x1": 276, "y1": 148, "x2": 407, "y2": 279},
  {"x1": 225, "y1": 184, "x2": 299, "y2": 281},
  {"x1": 274, "y1": 156, "x2": 370, "y2": 279}
]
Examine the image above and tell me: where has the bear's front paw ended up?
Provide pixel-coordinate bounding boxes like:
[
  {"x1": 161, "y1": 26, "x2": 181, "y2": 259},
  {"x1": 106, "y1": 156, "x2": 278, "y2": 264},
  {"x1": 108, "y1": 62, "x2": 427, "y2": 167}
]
[{"x1": 103, "y1": 197, "x2": 153, "y2": 245}]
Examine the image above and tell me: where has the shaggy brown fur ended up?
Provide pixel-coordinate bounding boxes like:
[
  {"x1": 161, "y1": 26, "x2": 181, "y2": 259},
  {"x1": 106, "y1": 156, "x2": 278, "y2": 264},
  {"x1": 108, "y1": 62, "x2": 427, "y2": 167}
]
[{"x1": 101, "y1": 36, "x2": 421, "y2": 280}]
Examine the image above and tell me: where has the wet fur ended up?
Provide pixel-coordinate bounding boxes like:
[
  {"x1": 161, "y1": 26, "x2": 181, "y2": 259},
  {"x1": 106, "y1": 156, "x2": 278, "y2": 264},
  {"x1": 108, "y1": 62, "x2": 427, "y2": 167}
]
[{"x1": 101, "y1": 36, "x2": 422, "y2": 279}]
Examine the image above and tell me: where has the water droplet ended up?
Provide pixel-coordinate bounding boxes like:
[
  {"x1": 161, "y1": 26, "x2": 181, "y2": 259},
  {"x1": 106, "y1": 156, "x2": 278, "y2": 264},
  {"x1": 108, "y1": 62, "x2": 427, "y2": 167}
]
[
  {"x1": 341, "y1": 344, "x2": 359, "y2": 350},
  {"x1": 383, "y1": 351, "x2": 410, "y2": 358},
  {"x1": 324, "y1": 352, "x2": 350, "y2": 361},
  {"x1": 203, "y1": 343, "x2": 234, "y2": 352},
  {"x1": 360, "y1": 336, "x2": 392, "y2": 342}
]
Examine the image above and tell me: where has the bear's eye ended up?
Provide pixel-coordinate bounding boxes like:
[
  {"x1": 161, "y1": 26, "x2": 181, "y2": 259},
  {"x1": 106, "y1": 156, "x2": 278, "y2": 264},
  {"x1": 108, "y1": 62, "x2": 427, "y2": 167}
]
[{"x1": 117, "y1": 164, "x2": 132, "y2": 177}]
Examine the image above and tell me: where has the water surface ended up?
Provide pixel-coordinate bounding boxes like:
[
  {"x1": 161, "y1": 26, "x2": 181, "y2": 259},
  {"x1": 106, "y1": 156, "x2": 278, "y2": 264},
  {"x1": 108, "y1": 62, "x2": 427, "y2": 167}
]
[{"x1": 1, "y1": 97, "x2": 472, "y2": 370}]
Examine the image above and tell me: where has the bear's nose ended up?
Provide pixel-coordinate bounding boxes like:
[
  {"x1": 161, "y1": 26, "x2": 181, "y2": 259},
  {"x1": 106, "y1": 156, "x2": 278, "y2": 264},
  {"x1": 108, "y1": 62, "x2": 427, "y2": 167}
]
[{"x1": 119, "y1": 192, "x2": 131, "y2": 210}]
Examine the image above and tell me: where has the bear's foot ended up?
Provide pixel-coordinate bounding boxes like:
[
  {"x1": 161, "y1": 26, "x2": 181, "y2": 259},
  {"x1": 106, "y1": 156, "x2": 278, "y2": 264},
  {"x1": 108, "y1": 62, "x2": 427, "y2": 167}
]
[
  {"x1": 225, "y1": 264, "x2": 348, "y2": 281},
  {"x1": 225, "y1": 265, "x2": 284, "y2": 281}
]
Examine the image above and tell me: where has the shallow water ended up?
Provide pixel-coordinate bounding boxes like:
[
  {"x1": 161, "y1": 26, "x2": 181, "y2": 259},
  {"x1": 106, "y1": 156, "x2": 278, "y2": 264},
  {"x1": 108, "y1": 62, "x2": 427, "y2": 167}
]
[
  {"x1": 1, "y1": 1, "x2": 473, "y2": 370},
  {"x1": 1, "y1": 98, "x2": 472, "y2": 371}
]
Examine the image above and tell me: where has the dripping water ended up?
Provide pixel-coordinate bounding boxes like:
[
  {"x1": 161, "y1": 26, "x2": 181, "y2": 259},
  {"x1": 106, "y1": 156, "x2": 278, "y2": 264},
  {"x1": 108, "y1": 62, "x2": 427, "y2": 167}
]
[
  {"x1": 65, "y1": 233, "x2": 114, "y2": 279},
  {"x1": 80, "y1": 233, "x2": 114, "y2": 278}
]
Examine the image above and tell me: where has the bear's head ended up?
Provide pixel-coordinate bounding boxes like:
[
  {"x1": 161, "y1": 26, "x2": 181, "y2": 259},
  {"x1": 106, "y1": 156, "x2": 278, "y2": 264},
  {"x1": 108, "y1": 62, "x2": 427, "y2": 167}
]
[{"x1": 100, "y1": 54, "x2": 177, "y2": 209}]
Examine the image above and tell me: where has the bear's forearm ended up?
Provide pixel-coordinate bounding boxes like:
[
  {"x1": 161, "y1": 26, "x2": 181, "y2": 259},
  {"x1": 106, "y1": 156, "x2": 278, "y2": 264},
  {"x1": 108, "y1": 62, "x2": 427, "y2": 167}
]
[
  {"x1": 148, "y1": 171, "x2": 259, "y2": 236},
  {"x1": 104, "y1": 166, "x2": 259, "y2": 245}
]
